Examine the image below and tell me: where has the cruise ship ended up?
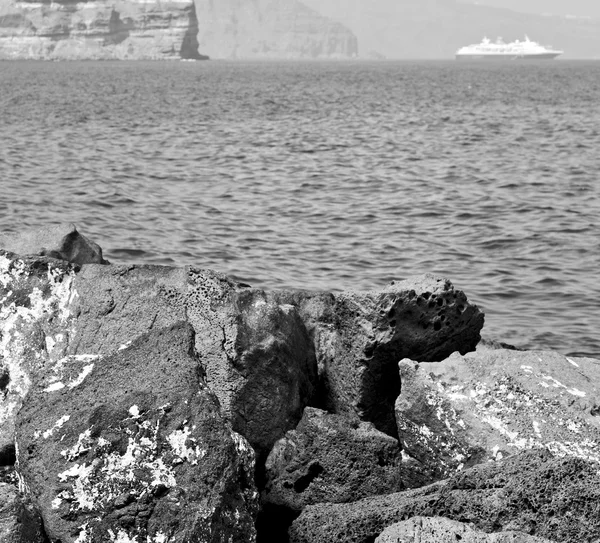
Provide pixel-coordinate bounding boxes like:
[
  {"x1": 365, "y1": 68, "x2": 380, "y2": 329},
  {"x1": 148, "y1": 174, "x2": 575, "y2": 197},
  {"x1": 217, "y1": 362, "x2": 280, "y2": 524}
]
[{"x1": 455, "y1": 36, "x2": 563, "y2": 60}]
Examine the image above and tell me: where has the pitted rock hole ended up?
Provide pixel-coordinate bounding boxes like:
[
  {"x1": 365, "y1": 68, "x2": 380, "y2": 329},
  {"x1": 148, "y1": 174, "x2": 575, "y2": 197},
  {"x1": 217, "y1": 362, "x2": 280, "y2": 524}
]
[
  {"x1": 293, "y1": 462, "x2": 324, "y2": 493},
  {"x1": 0, "y1": 365, "x2": 9, "y2": 391}
]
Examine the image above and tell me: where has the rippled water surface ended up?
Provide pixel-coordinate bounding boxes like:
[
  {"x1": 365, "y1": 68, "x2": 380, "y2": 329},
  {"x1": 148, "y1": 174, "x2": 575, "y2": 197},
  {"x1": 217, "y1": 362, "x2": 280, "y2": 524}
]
[{"x1": 1, "y1": 60, "x2": 599, "y2": 356}]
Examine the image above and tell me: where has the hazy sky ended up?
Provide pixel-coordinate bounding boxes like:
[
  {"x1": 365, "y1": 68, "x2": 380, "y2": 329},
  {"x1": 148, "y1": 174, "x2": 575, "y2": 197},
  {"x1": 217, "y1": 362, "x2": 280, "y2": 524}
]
[{"x1": 460, "y1": 0, "x2": 600, "y2": 18}]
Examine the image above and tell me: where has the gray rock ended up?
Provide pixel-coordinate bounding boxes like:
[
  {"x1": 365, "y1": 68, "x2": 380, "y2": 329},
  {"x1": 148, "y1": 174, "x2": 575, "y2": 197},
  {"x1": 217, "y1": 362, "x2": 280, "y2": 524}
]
[
  {"x1": 16, "y1": 322, "x2": 259, "y2": 543},
  {"x1": 274, "y1": 275, "x2": 484, "y2": 436},
  {"x1": 186, "y1": 275, "x2": 318, "y2": 461},
  {"x1": 67, "y1": 263, "x2": 189, "y2": 356},
  {"x1": 0, "y1": 224, "x2": 108, "y2": 265},
  {"x1": 289, "y1": 449, "x2": 600, "y2": 543},
  {"x1": 1, "y1": 247, "x2": 318, "y2": 467},
  {"x1": 0, "y1": 482, "x2": 48, "y2": 543},
  {"x1": 375, "y1": 517, "x2": 554, "y2": 543},
  {"x1": 71, "y1": 263, "x2": 318, "y2": 461},
  {"x1": 395, "y1": 348, "x2": 600, "y2": 488},
  {"x1": 263, "y1": 407, "x2": 404, "y2": 513},
  {"x1": 0, "y1": 254, "x2": 78, "y2": 464}
]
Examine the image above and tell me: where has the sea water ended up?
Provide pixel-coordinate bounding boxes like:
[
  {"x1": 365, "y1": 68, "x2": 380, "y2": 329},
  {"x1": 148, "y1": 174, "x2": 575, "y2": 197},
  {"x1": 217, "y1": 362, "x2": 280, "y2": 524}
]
[{"x1": 1, "y1": 60, "x2": 599, "y2": 356}]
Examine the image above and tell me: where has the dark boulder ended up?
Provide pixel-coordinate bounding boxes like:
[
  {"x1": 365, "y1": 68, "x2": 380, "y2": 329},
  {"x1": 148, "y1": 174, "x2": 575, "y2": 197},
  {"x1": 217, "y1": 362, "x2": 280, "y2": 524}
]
[
  {"x1": 289, "y1": 449, "x2": 600, "y2": 543},
  {"x1": 263, "y1": 407, "x2": 404, "y2": 513},
  {"x1": 274, "y1": 275, "x2": 484, "y2": 436},
  {"x1": 186, "y1": 273, "x2": 318, "y2": 462},
  {"x1": 16, "y1": 322, "x2": 259, "y2": 543}
]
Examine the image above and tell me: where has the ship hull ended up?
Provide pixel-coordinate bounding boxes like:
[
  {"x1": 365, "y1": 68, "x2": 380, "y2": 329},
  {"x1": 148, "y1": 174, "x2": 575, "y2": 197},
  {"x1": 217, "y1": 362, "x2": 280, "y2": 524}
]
[{"x1": 455, "y1": 52, "x2": 561, "y2": 60}]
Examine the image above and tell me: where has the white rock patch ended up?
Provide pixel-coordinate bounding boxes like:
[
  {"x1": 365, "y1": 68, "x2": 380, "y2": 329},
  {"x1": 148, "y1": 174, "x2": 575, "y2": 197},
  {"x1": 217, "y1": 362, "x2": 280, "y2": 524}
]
[
  {"x1": 167, "y1": 426, "x2": 206, "y2": 465},
  {"x1": 68, "y1": 363, "x2": 95, "y2": 388},
  {"x1": 43, "y1": 414, "x2": 71, "y2": 439}
]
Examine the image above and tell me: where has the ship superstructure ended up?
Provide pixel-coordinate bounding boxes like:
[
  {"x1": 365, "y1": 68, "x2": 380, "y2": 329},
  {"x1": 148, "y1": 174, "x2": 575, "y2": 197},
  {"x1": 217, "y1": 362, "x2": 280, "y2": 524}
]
[{"x1": 455, "y1": 36, "x2": 563, "y2": 60}]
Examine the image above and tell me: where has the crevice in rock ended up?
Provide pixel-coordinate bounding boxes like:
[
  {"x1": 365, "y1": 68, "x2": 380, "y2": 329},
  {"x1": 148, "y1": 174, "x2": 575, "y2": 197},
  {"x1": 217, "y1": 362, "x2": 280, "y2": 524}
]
[
  {"x1": 0, "y1": 443, "x2": 16, "y2": 466},
  {"x1": 0, "y1": 364, "x2": 9, "y2": 392},
  {"x1": 256, "y1": 502, "x2": 300, "y2": 543}
]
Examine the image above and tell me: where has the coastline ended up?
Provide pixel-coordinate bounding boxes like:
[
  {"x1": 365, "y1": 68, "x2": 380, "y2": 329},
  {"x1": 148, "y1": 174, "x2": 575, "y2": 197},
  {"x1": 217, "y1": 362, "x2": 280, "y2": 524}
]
[{"x1": 1, "y1": 226, "x2": 599, "y2": 542}]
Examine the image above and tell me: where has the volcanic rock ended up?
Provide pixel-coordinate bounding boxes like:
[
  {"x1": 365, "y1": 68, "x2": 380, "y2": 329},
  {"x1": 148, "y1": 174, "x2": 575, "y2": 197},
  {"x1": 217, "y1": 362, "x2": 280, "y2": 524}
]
[
  {"x1": 395, "y1": 348, "x2": 600, "y2": 487},
  {"x1": 0, "y1": 253, "x2": 78, "y2": 463},
  {"x1": 0, "y1": 482, "x2": 48, "y2": 543},
  {"x1": 1, "y1": 246, "x2": 318, "y2": 469},
  {"x1": 16, "y1": 322, "x2": 259, "y2": 543},
  {"x1": 184, "y1": 272, "x2": 319, "y2": 462},
  {"x1": 67, "y1": 263, "x2": 189, "y2": 356},
  {"x1": 0, "y1": 224, "x2": 108, "y2": 265},
  {"x1": 274, "y1": 275, "x2": 484, "y2": 436},
  {"x1": 263, "y1": 407, "x2": 404, "y2": 513},
  {"x1": 375, "y1": 517, "x2": 554, "y2": 543},
  {"x1": 289, "y1": 449, "x2": 600, "y2": 543}
]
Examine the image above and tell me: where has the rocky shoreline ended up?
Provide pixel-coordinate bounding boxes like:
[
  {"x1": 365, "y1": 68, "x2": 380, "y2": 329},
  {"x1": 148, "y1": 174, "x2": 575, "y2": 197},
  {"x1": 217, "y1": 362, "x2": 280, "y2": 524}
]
[{"x1": 1, "y1": 225, "x2": 599, "y2": 543}]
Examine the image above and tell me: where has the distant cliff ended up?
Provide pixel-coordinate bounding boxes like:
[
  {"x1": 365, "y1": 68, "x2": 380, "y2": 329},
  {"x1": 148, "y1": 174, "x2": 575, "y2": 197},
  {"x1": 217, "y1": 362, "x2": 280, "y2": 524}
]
[
  {"x1": 0, "y1": 0, "x2": 357, "y2": 60},
  {"x1": 195, "y1": 0, "x2": 357, "y2": 59}
]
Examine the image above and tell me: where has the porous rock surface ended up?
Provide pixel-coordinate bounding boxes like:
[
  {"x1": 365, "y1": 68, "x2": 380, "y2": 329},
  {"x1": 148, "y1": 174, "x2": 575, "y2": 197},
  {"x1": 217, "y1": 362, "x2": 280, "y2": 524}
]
[
  {"x1": 395, "y1": 347, "x2": 600, "y2": 487},
  {"x1": 16, "y1": 322, "x2": 259, "y2": 543},
  {"x1": 263, "y1": 407, "x2": 404, "y2": 513},
  {"x1": 274, "y1": 275, "x2": 484, "y2": 436},
  {"x1": 289, "y1": 449, "x2": 600, "y2": 543},
  {"x1": 375, "y1": 517, "x2": 553, "y2": 543}
]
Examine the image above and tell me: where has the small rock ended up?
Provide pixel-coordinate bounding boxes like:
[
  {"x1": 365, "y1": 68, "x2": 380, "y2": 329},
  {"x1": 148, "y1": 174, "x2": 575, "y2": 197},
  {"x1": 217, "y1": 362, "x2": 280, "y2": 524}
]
[
  {"x1": 0, "y1": 224, "x2": 108, "y2": 265},
  {"x1": 264, "y1": 407, "x2": 404, "y2": 513}
]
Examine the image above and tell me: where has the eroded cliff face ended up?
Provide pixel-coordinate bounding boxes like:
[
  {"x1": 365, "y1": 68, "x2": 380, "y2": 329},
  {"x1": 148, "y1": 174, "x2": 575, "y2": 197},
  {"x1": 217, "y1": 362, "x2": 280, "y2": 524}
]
[
  {"x1": 0, "y1": 0, "x2": 206, "y2": 59},
  {"x1": 0, "y1": 0, "x2": 357, "y2": 59},
  {"x1": 195, "y1": 0, "x2": 357, "y2": 59}
]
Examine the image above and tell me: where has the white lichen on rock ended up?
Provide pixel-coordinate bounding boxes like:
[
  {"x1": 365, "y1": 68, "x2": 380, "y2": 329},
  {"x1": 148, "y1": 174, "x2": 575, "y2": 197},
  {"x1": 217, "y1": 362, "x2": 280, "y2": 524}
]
[
  {"x1": 61, "y1": 428, "x2": 94, "y2": 461},
  {"x1": 167, "y1": 425, "x2": 206, "y2": 465},
  {"x1": 435, "y1": 371, "x2": 600, "y2": 463},
  {"x1": 45, "y1": 355, "x2": 100, "y2": 392},
  {"x1": 56, "y1": 417, "x2": 177, "y2": 513},
  {"x1": 43, "y1": 414, "x2": 71, "y2": 439},
  {"x1": 0, "y1": 256, "x2": 77, "y2": 433}
]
